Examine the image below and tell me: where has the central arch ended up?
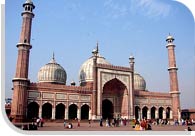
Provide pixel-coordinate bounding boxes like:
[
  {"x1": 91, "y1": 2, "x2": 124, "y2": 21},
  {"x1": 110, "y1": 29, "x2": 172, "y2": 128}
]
[
  {"x1": 102, "y1": 78, "x2": 128, "y2": 118},
  {"x1": 102, "y1": 99, "x2": 113, "y2": 119}
]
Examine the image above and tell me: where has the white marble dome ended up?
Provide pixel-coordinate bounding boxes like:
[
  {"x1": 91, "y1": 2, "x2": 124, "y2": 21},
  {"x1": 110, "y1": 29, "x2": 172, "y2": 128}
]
[
  {"x1": 134, "y1": 73, "x2": 146, "y2": 91},
  {"x1": 38, "y1": 56, "x2": 67, "y2": 84},
  {"x1": 79, "y1": 53, "x2": 110, "y2": 84}
]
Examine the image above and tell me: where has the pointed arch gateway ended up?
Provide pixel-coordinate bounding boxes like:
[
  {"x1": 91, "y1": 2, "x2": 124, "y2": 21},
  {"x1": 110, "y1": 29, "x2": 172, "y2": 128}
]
[
  {"x1": 27, "y1": 102, "x2": 39, "y2": 120},
  {"x1": 55, "y1": 103, "x2": 65, "y2": 119},
  {"x1": 68, "y1": 104, "x2": 77, "y2": 119},
  {"x1": 135, "y1": 106, "x2": 141, "y2": 120},
  {"x1": 151, "y1": 106, "x2": 156, "y2": 119},
  {"x1": 81, "y1": 104, "x2": 90, "y2": 120},
  {"x1": 102, "y1": 78, "x2": 128, "y2": 119},
  {"x1": 42, "y1": 102, "x2": 52, "y2": 119}
]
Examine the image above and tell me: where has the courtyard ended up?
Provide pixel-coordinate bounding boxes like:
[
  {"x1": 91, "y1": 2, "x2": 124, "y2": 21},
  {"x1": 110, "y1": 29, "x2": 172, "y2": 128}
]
[{"x1": 25, "y1": 120, "x2": 195, "y2": 131}]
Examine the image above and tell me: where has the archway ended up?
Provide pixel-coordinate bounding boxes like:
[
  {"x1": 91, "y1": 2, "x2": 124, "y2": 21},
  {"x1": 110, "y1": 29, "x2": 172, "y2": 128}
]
[
  {"x1": 42, "y1": 103, "x2": 52, "y2": 119},
  {"x1": 68, "y1": 104, "x2": 77, "y2": 119},
  {"x1": 159, "y1": 107, "x2": 164, "y2": 119},
  {"x1": 151, "y1": 107, "x2": 156, "y2": 119},
  {"x1": 142, "y1": 106, "x2": 148, "y2": 119},
  {"x1": 102, "y1": 99, "x2": 113, "y2": 119},
  {"x1": 55, "y1": 103, "x2": 65, "y2": 119},
  {"x1": 135, "y1": 106, "x2": 140, "y2": 120},
  {"x1": 103, "y1": 78, "x2": 127, "y2": 118},
  {"x1": 27, "y1": 102, "x2": 39, "y2": 120},
  {"x1": 81, "y1": 104, "x2": 89, "y2": 120},
  {"x1": 166, "y1": 107, "x2": 171, "y2": 119}
]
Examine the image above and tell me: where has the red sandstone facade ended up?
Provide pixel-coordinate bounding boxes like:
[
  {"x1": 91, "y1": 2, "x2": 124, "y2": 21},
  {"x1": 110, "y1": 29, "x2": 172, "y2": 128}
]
[{"x1": 10, "y1": 0, "x2": 181, "y2": 123}]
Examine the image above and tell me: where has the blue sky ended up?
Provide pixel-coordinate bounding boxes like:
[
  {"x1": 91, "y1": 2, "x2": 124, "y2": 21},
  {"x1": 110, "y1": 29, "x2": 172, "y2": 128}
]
[{"x1": 5, "y1": 0, "x2": 194, "y2": 109}]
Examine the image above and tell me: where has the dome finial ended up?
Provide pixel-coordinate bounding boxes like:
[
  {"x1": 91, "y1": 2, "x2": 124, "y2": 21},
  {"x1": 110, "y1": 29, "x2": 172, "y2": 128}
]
[
  {"x1": 52, "y1": 52, "x2": 55, "y2": 60},
  {"x1": 50, "y1": 52, "x2": 56, "y2": 63}
]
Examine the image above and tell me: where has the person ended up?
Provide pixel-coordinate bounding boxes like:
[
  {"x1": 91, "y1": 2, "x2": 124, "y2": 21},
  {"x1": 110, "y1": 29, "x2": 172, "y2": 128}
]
[
  {"x1": 100, "y1": 118, "x2": 103, "y2": 127},
  {"x1": 88, "y1": 119, "x2": 91, "y2": 127},
  {"x1": 36, "y1": 117, "x2": 40, "y2": 127},
  {"x1": 114, "y1": 118, "x2": 117, "y2": 127},
  {"x1": 123, "y1": 118, "x2": 127, "y2": 126},
  {"x1": 68, "y1": 123, "x2": 73, "y2": 129},
  {"x1": 187, "y1": 126, "x2": 192, "y2": 131},
  {"x1": 181, "y1": 119, "x2": 185, "y2": 126},
  {"x1": 106, "y1": 118, "x2": 109, "y2": 127},
  {"x1": 135, "y1": 124, "x2": 140, "y2": 131},
  {"x1": 140, "y1": 119, "x2": 147, "y2": 130},
  {"x1": 77, "y1": 119, "x2": 80, "y2": 127},
  {"x1": 64, "y1": 119, "x2": 66, "y2": 128},
  {"x1": 40, "y1": 118, "x2": 44, "y2": 127}
]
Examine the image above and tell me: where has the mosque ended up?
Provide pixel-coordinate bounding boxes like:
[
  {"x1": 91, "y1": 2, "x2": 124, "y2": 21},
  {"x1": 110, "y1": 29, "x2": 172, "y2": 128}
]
[{"x1": 10, "y1": 0, "x2": 181, "y2": 122}]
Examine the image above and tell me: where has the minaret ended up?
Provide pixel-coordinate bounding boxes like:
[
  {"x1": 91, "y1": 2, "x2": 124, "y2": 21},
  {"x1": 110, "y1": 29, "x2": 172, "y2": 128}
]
[
  {"x1": 91, "y1": 42, "x2": 98, "y2": 120},
  {"x1": 129, "y1": 55, "x2": 135, "y2": 119},
  {"x1": 11, "y1": 0, "x2": 35, "y2": 122},
  {"x1": 166, "y1": 34, "x2": 181, "y2": 120}
]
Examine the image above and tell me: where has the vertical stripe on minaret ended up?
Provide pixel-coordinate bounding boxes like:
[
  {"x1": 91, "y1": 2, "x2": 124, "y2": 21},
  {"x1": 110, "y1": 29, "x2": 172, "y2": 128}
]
[
  {"x1": 166, "y1": 34, "x2": 181, "y2": 121},
  {"x1": 11, "y1": 0, "x2": 35, "y2": 122}
]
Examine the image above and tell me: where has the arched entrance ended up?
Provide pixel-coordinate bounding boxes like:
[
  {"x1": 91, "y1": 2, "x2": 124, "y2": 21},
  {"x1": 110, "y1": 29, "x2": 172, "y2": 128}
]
[
  {"x1": 159, "y1": 107, "x2": 164, "y2": 119},
  {"x1": 135, "y1": 106, "x2": 140, "y2": 120},
  {"x1": 55, "y1": 103, "x2": 65, "y2": 119},
  {"x1": 27, "y1": 102, "x2": 39, "y2": 120},
  {"x1": 166, "y1": 107, "x2": 171, "y2": 119},
  {"x1": 42, "y1": 103, "x2": 52, "y2": 119},
  {"x1": 102, "y1": 99, "x2": 113, "y2": 119},
  {"x1": 68, "y1": 104, "x2": 77, "y2": 119},
  {"x1": 102, "y1": 78, "x2": 127, "y2": 118},
  {"x1": 81, "y1": 104, "x2": 89, "y2": 120},
  {"x1": 142, "y1": 106, "x2": 148, "y2": 119},
  {"x1": 151, "y1": 107, "x2": 156, "y2": 119}
]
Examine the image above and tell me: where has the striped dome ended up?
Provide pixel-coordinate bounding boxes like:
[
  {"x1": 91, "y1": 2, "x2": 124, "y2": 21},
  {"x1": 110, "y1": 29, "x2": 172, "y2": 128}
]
[
  {"x1": 134, "y1": 73, "x2": 146, "y2": 91},
  {"x1": 79, "y1": 53, "x2": 110, "y2": 84},
  {"x1": 38, "y1": 56, "x2": 67, "y2": 84}
]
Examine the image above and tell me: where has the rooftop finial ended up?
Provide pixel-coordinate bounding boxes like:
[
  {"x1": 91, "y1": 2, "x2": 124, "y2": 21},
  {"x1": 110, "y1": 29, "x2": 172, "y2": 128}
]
[{"x1": 96, "y1": 41, "x2": 99, "y2": 53}]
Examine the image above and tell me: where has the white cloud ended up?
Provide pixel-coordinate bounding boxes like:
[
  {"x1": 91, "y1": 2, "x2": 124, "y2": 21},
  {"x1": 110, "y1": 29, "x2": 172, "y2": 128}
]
[
  {"x1": 132, "y1": 0, "x2": 171, "y2": 18},
  {"x1": 103, "y1": 0, "x2": 129, "y2": 19}
]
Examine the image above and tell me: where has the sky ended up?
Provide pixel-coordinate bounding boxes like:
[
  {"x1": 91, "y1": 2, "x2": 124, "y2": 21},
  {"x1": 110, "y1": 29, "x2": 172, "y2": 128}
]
[{"x1": 5, "y1": 0, "x2": 195, "y2": 109}]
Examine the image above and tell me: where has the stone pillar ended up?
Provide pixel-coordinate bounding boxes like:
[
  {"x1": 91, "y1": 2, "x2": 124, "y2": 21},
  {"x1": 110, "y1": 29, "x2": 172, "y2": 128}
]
[
  {"x1": 89, "y1": 108, "x2": 92, "y2": 120},
  {"x1": 163, "y1": 110, "x2": 166, "y2": 119},
  {"x1": 147, "y1": 110, "x2": 151, "y2": 119},
  {"x1": 52, "y1": 106, "x2": 56, "y2": 120},
  {"x1": 170, "y1": 110, "x2": 173, "y2": 119},
  {"x1": 39, "y1": 105, "x2": 42, "y2": 118},
  {"x1": 155, "y1": 110, "x2": 159, "y2": 119},
  {"x1": 140, "y1": 109, "x2": 142, "y2": 120},
  {"x1": 65, "y1": 108, "x2": 68, "y2": 120},
  {"x1": 77, "y1": 108, "x2": 81, "y2": 120},
  {"x1": 138, "y1": 109, "x2": 141, "y2": 120}
]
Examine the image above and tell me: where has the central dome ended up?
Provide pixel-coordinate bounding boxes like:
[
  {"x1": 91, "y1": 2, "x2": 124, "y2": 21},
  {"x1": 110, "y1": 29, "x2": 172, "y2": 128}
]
[
  {"x1": 79, "y1": 53, "x2": 110, "y2": 84},
  {"x1": 38, "y1": 55, "x2": 67, "y2": 84}
]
